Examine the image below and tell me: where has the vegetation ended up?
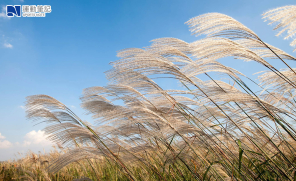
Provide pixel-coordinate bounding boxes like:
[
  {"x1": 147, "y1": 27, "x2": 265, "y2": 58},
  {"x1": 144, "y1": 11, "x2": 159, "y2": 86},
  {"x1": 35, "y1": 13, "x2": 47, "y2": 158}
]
[{"x1": 1, "y1": 5, "x2": 296, "y2": 181}]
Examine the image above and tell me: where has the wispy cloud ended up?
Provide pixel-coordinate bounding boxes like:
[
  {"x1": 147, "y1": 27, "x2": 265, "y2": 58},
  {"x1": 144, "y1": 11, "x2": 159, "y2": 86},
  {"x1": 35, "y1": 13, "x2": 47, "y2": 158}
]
[
  {"x1": 0, "y1": 6, "x2": 10, "y2": 19},
  {"x1": 4, "y1": 43, "x2": 13, "y2": 48},
  {"x1": 0, "y1": 6, "x2": 5, "y2": 18},
  {"x1": 0, "y1": 13, "x2": 6, "y2": 18},
  {"x1": 19, "y1": 105, "x2": 25, "y2": 109},
  {"x1": 0, "y1": 133, "x2": 5, "y2": 139},
  {"x1": 20, "y1": 0, "x2": 24, "y2": 2}
]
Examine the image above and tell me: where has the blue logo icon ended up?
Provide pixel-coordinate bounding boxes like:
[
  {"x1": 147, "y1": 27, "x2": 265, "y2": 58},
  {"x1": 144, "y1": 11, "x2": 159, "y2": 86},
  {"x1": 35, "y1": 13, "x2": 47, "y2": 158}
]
[{"x1": 6, "y1": 5, "x2": 21, "y2": 17}]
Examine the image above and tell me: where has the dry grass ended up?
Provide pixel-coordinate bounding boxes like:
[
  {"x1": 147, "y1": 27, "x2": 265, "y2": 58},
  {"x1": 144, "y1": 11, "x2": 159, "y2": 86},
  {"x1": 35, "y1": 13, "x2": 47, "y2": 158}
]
[{"x1": 1, "y1": 5, "x2": 296, "y2": 181}]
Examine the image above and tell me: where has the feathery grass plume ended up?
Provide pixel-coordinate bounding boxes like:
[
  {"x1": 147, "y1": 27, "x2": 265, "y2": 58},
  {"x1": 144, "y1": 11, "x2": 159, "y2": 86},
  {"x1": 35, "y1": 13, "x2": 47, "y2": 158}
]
[
  {"x1": 185, "y1": 13, "x2": 259, "y2": 39},
  {"x1": 187, "y1": 12, "x2": 296, "y2": 87},
  {"x1": 263, "y1": 5, "x2": 296, "y2": 51},
  {"x1": 185, "y1": 12, "x2": 296, "y2": 151},
  {"x1": 109, "y1": 41, "x2": 292, "y2": 178},
  {"x1": 104, "y1": 34, "x2": 294, "y2": 178},
  {"x1": 257, "y1": 68, "x2": 296, "y2": 96},
  {"x1": 26, "y1": 95, "x2": 137, "y2": 180},
  {"x1": 188, "y1": 37, "x2": 274, "y2": 70},
  {"x1": 236, "y1": 38, "x2": 296, "y2": 60}
]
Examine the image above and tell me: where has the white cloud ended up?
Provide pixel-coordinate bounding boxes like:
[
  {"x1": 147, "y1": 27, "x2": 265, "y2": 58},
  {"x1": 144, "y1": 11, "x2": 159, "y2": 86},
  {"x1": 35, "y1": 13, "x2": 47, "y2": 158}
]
[
  {"x1": 0, "y1": 6, "x2": 13, "y2": 19},
  {"x1": 23, "y1": 130, "x2": 52, "y2": 147},
  {"x1": 0, "y1": 12, "x2": 5, "y2": 18},
  {"x1": 4, "y1": 43, "x2": 13, "y2": 48},
  {"x1": 22, "y1": 140, "x2": 31, "y2": 146},
  {"x1": 0, "y1": 6, "x2": 5, "y2": 18},
  {"x1": 19, "y1": 105, "x2": 25, "y2": 109},
  {"x1": 0, "y1": 6, "x2": 11, "y2": 19},
  {"x1": 0, "y1": 130, "x2": 54, "y2": 161},
  {"x1": 0, "y1": 133, "x2": 12, "y2": 149},
  {"x1": 0, "y1": 133, "x2": 5, "y2": 139},
  {"x1": 0, "y1": 140, "x2": 13, "y2": 149},
  {"x1": 20, "y1": 0, "x2": 24, "y2": 2}
]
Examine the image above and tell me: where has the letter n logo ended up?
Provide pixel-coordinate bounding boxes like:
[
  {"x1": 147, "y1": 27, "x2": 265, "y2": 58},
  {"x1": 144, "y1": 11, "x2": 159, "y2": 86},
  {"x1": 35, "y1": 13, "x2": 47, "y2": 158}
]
[{"x1": 6, "y1": 5, "x2": 21, "y2": 17}]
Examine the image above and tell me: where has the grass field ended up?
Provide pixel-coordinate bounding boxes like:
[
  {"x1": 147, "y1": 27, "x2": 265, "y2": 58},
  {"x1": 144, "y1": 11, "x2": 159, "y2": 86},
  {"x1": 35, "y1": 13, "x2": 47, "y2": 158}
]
[{"x1": 1, "y1": 5, "x2": 296, "y2": 181}]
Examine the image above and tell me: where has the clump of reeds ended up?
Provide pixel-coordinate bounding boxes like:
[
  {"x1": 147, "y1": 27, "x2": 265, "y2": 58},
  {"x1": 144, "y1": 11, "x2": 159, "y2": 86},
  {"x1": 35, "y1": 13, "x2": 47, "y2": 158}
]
[{"x1": 3, "y1": 5, "x2": 296, "y2": 181}]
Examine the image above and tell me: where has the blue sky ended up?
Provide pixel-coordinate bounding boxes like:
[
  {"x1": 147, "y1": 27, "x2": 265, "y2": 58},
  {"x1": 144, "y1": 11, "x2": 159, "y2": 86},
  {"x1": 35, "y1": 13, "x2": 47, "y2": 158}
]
[{"x1": 0, "y1": 0, "x2": 295, "y2": 161}]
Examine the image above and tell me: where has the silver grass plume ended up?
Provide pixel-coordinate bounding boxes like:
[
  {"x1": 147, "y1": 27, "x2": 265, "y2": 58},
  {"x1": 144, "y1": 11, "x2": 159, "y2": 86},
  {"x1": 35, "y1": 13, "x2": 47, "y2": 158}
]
[
  {"x1": 186, "y1": 13, "x2": 259, "y2": 39},
  {"x1": 263, "y1": 5, "x2": 296, "y2": 51}
]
